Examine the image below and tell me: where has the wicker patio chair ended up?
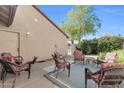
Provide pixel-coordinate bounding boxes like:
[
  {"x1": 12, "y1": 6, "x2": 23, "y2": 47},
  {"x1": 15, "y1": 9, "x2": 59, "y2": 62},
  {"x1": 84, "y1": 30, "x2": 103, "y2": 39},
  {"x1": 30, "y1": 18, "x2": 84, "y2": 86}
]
[
  {"x1": 52, "y1": 54, "x2": 70, "y2": 78},
  {"x1": 85, "y1": 67, "x2": 124, "y2": 88},
  {"x1": 74, "y1": 47, "x2": 85, "y2": 64},
  {"x1": 1, "y1": 53, "x2": 24, "y2": 65},
  {"x1": 0, "y1": 56, "x2": 37, "y2": 88},
  {"x1": 97, "y1": 53, "x2": 118, "y2": 66},
  {"x1": 54, "y1": 51, "x2": 67, "y2": 60}
]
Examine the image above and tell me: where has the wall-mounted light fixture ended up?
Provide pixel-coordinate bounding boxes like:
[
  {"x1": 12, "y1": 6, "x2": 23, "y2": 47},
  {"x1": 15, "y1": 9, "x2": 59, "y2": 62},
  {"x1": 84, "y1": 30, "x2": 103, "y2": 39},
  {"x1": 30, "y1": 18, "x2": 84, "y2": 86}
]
[
  {"x1": 34, "y1": 18, "x2": 38, "y2": 22},
  {"x1": 26, "y1": 32, "x2": 31, "y2": 37}
]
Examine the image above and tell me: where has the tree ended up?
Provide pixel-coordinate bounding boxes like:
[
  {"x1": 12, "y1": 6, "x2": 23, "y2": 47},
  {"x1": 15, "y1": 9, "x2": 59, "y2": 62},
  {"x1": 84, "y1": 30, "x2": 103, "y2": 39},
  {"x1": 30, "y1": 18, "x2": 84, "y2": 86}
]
[{"x1": 61, "y1": 6, "x2": 101, "y2": 44}]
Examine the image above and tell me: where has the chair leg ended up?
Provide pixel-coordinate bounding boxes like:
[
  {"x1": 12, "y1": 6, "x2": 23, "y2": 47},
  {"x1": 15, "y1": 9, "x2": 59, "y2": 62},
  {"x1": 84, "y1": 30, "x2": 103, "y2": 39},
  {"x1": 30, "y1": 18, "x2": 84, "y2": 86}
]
[
  {"x1": 12, "y1": 75, "x2": 16, "y2": 88},
  {"x1": 56, "y1": 69, "x2": 59, "y2": 78},
  {"x1": 97, "y1": 60, "x2": 100, "y2": 67},
  {"x1": 74, "y1": 59, "x2": 76, "y2": 64},
  {"x1": 0, "y1": 69, "x2": 4, "y2": 81},
  {"x1": 4, "y1": 72, "x2": 7, "y2": 80},
  {"x1": 83, "y1": 59, "x2": 85, "y2": 65},
  {"x1": 63, "y1": 67, "x2": 65, "y2": 71},
  {"x1": 1, "y1": 70, "x2": 5, "y2": 88},
  {"x1": 85, "y1": 68, "x2": 88, "y2": 88},
  {"x1": 67, "y1": 65, "x2": 70, "y2": 77},
  {"x1": 2, "y1": 73, "x2": 5, "y2": 88},
  {"x1": 18, "y1": 72, "x2": 20, "y2": 76},
  {"x1": 55, "y1": 66, "x2": 57, "y2": 70},
  {"x1": 86, "y1": 59, "x2": 89, "y2": 65},
  {"x1": 117, "y1": 84, "x2": 120, "y2": 88},
  {"x1": 28, "y1": 70, "x2": 30, "y2": 79},
  {"x1": 2, "y1": 75, "x2": 4, "y2": 88},
  {"x1": 98, "y1": 84, "x2": 100, "y2": 88},
  {"x1": 28, "y1": 64, "x2": 31, "y2": 79}
]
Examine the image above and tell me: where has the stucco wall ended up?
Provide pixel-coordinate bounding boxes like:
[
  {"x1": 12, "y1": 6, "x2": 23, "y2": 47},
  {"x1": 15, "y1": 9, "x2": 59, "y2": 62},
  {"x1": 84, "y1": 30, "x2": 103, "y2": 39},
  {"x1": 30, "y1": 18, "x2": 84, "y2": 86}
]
[{"x1": 0, "y1": 5, "x2": 68, "y2": 61}]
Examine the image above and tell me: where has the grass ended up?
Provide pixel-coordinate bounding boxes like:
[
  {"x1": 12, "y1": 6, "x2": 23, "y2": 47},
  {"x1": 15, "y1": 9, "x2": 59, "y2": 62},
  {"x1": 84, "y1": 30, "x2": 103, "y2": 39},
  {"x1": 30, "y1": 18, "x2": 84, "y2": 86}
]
[
  {"x1": 112, "y1": 49, "x2": 124, "y2": 63},
  {"x1": 99, "y1": 49, "x2": 124, "y2": 63}
]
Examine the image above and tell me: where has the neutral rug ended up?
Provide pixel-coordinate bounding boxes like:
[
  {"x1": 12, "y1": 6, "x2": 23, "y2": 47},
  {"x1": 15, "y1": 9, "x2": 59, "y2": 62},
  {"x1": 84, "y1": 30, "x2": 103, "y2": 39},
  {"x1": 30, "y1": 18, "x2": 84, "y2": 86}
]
[{"x1": 44, "y1": 63, "x2": 101, "y2": 88}]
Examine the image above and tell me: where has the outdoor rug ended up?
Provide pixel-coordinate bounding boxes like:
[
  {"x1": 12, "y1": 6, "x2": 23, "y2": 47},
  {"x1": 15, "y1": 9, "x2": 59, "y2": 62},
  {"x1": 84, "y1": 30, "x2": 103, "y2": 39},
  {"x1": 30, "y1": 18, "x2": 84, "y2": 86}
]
[{"x1": 44, "y1": 63, "x2": 102, "y2": 88}]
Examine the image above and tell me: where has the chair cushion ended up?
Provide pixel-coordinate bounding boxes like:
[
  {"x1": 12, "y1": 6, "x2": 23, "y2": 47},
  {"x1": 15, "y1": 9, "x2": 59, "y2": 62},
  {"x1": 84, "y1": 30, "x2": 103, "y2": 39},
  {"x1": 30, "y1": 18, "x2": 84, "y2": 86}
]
[
  {"x1": 104, "y1": 53, "x2": 118, "y2": 63},
  {"x1": 12, "y1": 65, "x2": 29, "y2": 72},
  {"x1": 1, "y1": 53, "x2": 21, "y2": 64},
  {"x1": 91, "y1": 74, "x2": 102, "y2": 84},
  {"x1": 74, "y1": 50, "x2": 84, "y2": 60},
  {"x1": 101, "y1": 63, "x2": 124, "y2": 69},
  {"x1": 2, "y1": 53, "x2": 15, "y2": 62}
]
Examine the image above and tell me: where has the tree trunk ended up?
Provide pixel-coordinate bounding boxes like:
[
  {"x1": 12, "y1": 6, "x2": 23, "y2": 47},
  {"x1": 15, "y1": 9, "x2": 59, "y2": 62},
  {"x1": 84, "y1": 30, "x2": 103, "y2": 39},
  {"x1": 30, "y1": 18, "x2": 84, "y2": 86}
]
[
  {"x1": 78, "y1": 26, "x2": 82, "y2": 44},
  {"x1": 78, "y1": 36, "x2": 81, "y2": 44}
]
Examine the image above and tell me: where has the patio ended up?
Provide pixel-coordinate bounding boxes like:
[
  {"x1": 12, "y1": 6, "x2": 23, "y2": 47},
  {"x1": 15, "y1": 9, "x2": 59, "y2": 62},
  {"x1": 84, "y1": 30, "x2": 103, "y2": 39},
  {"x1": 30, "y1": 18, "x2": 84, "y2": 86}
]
[{"x1": 0, "y1": 55, "x2": 124, "y2": 88}]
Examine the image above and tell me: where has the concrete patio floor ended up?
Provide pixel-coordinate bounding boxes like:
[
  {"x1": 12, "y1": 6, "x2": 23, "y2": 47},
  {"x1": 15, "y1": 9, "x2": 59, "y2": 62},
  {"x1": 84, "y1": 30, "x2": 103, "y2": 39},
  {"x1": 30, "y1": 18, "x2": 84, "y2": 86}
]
[{"x1": 0, "y1": 61, "x2": 57, "y2": 88}]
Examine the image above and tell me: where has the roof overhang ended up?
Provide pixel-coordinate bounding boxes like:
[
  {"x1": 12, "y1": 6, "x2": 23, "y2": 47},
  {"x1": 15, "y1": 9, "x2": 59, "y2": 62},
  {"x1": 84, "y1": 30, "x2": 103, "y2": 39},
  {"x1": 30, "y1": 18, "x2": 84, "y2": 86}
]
[{"x1": 0, "y1": 5, "x2": 17, "y2": 27}]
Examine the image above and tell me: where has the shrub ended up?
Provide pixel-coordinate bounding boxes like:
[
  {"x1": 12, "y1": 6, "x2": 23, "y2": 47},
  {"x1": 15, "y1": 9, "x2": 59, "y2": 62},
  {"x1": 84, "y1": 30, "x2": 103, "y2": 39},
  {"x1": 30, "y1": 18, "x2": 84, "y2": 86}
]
[
  {"x1": 98, "y1": 52, "x2": 106, "y2": 60},
  {"x1": 80, "y1": 40, "x2": 91, "y2": 54},
  {"x1": 90, "y1": 39, "x2": 98, "y2": 54},
  {"x1": 97, "y1": 36, "x2": 124, "y2": 53},
  {"x1": 80, "y1": 35, "x2": 124, "y2": 54}
]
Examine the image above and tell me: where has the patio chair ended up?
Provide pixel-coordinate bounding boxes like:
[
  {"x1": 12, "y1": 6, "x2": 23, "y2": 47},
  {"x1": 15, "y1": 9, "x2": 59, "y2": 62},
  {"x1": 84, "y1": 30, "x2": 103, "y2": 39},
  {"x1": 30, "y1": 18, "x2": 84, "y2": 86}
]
[
  {"x1": 85, "y1": 67, "x2": 124, "y2": 88},
  {"x1": 74, "y1": 48, "x2": 84, "y2": 64},
  {"x1": 54, "y1": 51, "x2": 66, "y2": 60},
  {"x1": 97, "y1": 53, "x2": 118, "y2": 66},
  {"x1": 1, "y1": 53, "x2": 24, "y2": 65},
  {"x1": 52, "y1": 54, "x2": 70, "y2": 78},
  {"x1": 0, "y1": 56, "x2": 37, "y2": 88}
]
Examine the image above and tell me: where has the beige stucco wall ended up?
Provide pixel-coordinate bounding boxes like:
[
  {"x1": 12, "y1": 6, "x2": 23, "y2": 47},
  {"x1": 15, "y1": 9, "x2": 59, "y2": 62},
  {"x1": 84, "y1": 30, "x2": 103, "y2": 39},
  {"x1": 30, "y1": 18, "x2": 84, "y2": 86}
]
[{"x1": 0, "y1": 5, "x2": 68, "y2": 61}]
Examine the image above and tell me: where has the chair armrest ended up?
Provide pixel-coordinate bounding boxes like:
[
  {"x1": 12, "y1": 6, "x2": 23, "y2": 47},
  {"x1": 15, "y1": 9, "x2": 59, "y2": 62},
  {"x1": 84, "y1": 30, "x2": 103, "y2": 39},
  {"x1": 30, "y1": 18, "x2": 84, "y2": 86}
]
[
  {"x1": 23, "y1": 56, "x2": 38, "y2": 65},
  {"x1": 97, "y1": 59, "x2": 106, "y2": 64},
  {"x1": 14, "y1": 56, "x2": 23, "y2": 62},
  {"x1": 85, "y1": 68, "x2": 93, "y2": 75},
  {"x1": 23, "y1": 61, "x2": 33, "y2": 65},
  {"x1": 14, "y1": 56, "x2": 24, "y2": 65},
  {"x1": 85, "y1": 68, "x2": 102, "y2": 76},
  {"x1": 65, "y1": 61, "x2": 71, "y2": 65},
  {"x1": 9, "y1": 62, "x2": 30, "y2": 67},
  {"x1": 5, "y1": 61, "x2": 22, "y2": 67},
  {"x1": 14, "y1": 56, "x2": 23, "y2": 60},
  {"x1": 59, "y1": 56, "x2": 66, "y2": 60},
  {"x1": 101, "y1": 67, "x2": 123, "y2": 72},
  {"x1": 9, "y1": 60, "x2": 36, "y2": 67}
]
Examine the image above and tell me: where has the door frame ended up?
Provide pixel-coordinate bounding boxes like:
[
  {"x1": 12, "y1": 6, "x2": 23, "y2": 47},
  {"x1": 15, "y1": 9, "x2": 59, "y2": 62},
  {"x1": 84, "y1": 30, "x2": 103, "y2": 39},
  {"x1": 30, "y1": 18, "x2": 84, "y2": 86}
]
[{"x1": 0, "y1": 29, "x2": 20, "y2": 56}]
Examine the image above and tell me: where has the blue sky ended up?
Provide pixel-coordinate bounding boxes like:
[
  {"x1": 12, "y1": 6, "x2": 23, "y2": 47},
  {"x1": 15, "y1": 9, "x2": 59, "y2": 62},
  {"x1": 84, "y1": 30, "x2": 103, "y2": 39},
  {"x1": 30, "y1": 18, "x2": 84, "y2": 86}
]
[{"x1": 38, "y1": 5, "x2": 124, "y2": 39}]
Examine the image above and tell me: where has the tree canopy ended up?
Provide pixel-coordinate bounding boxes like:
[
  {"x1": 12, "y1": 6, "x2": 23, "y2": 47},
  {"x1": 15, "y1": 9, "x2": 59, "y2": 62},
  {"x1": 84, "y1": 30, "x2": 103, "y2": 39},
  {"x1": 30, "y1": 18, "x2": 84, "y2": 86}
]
[{"x1": 61, "y1": 6, "x2": 101, "y2": 43}]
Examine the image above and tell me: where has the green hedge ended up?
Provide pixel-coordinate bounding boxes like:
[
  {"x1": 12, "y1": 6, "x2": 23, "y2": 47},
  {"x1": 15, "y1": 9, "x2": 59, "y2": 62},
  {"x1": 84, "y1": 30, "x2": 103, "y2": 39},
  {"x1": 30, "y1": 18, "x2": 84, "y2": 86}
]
[
  {"x1": 80, "y1": 36, "x2": 124, "y2": 54},
  {"x1": 80, "y1": 39, "x2": 98, "y2": 54}
]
